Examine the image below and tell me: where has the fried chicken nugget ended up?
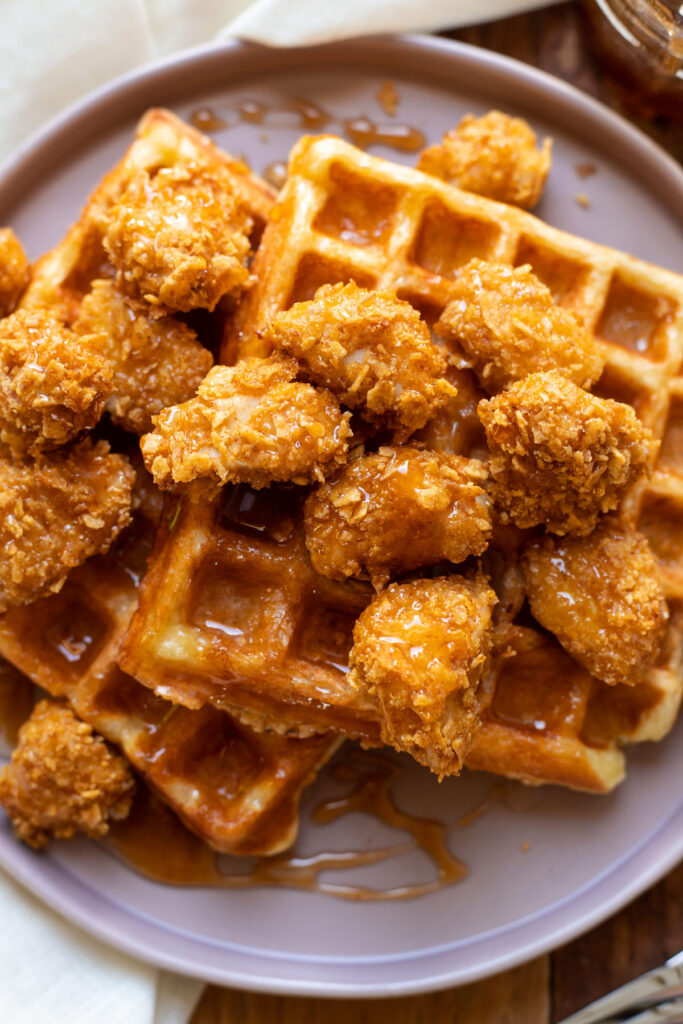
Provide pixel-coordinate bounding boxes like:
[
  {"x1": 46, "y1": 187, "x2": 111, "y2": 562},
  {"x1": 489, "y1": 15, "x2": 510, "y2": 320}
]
[
  {"x1": 523, "y1": 519, "x2": 668, "y2": 686},
  {"x1": 262, "y1": 282, "x2": 456, "y2": 441},
  {"x1": 481, "y1": 371, "x2": 658, "y2": 535},
  {"x1": 479, "y1": 371, "x2": 657, "y2": 535},
  {"x1": 0, "y1": 439, "x2": 134, "y2": 612},
  {"x1": 0, "y1": 701, "x2": 134, "y2": 849},
  {"x1": 0, "y1": 308, "x2": 113, "y2": 455},
  {"x1": 348, "y1": 575, "x2": 497, "y2": 777},
  {"x1": 418, "y1": 110, "x2": 552, "y2": 209},
  {"x1": 304, "y1": 445, "x2": 492, "y2": 589},
  {"x1": 73, "y1": 279, "x2": 213, "y2": 434},
  {"x1": 141, "y1": 356, "x2": 352, "y2": 494},
  {"x1": 435, "y1": 260, "x2": 603, "y2": 393},
  {"x1": 103, "y1": 162, "x2": 252, "y2": 313},
  {"x1": 0, "y1": 228, "x2": 30, "y2": 318}
]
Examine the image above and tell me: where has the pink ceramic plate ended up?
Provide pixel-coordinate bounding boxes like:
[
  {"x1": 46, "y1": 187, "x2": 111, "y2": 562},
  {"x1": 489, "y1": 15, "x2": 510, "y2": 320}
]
[{"x1": 0, "y1": 34, "x2": 681, "y2": 997}]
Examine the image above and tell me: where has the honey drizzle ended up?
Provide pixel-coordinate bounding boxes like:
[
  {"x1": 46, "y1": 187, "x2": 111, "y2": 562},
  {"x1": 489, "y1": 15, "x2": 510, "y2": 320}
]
[
  {"x1": 0, "y1": 662, "x2": 36, "y2": 753},
  {"x1": 189, "y1": 98, "x2": 426, "y2": 154},
  {"x1": 108, "y1": 747, "x2": 467, "y2": 901}
]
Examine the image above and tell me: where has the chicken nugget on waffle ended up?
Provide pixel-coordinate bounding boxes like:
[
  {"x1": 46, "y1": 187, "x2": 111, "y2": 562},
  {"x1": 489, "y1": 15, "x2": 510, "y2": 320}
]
[
  {"x1": 478, "y1": 371, "x2": 657, "y2": 535},
  {"x1": 141, "y1": 355, "x2": 351, "y2": 494},
  {"x1": 102, "y1": 161, "x2": 252, "y2": 313},
  {"x1": 262, "y1": 282, "x2": 456, "y2": 441},
  {"x1": 417, "y1": 110, "x2": 552, "y2": 209},
  {"x1": 0, "y1": 700, "x2": 134, "y2": 849},
  {"x1": 349, "y1": 575, "x2": 497, "y2": 777},
  {"x1": 73, "y1": 279, "x2": 213, "y2": 434},
  {"x1": 0, "y1": 308, "x2": 113, "y2": 455},
  {"x1": 0, "y1": 439, "x2": 134, "y2": 612},
  {"x1": 0, "y1": 228, "x2": 30, "y2": 318},
  {"x1": 523, "y1": 519, "x2": 668, "y2": 686},
  {"x1": 435, "y1": 260, "x2": 603, "y2": 393},
  {"x1": 304, "y1": 444, "x2": 492, "y2": 589}
]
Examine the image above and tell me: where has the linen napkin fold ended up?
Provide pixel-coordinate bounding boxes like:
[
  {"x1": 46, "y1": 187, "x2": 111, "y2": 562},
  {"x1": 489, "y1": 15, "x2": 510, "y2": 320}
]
[
  {"x1": 0, "y1": 0, "x2": 549, "y2": 1020},
  {"x1": 0, "y1": 866, "x2": 204, "y2": 1024}
]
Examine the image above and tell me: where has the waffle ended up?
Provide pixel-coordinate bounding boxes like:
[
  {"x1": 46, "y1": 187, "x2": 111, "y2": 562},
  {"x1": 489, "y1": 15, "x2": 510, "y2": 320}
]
[
  {"x1": 0, "y1": 475, "x2": 338, "y2": 856},
  {"x1": 122, "y1": 134, "x2": 683, "y2": 794},
  {"x1": 21, "y1": 107, "x2": 274, "y2": 324}
]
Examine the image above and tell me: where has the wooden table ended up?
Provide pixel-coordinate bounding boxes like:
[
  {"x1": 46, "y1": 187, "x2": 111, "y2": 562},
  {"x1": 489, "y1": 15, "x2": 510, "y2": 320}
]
[{"x1": 192, "y1": 5, "x2": 682, "y2": 1020}]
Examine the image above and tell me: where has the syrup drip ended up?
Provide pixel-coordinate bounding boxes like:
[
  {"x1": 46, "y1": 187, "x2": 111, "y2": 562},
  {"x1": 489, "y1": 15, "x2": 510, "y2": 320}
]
[
  {"x1": 0, "y1": 661, "x2": 36, "y2": 753},
  {"x1": 189, "y1": 98, "x2": 426, "y2": 154},
  {"x1": 108, "y1": 747, "x2": 467, "y2": 901}
]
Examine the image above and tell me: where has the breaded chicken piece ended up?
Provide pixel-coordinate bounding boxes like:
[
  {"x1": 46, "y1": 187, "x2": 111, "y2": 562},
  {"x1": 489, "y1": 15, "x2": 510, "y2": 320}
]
[
  {"x1": 0, "y1": 701, "x2": 134, "y2": 849},
  {"x1": 523, "y1": 520, "x2": 668, "y2": 686},
  {"x1": 141, "y1": 356, "x2": 351, "y2": 494},
  {"x1": 304, "y1": 445, "x2": 492, "y2": 589},
  {"x1": 0, "y1": 308, "x2": 113, "y2": 455},
  {"x1": 417, "y1": 110, "x2": 552, "y2": 209},
  {"x1": 478, "y1": 372, "x2": 657, "y2": 535},
  {"x1": 435, "y1": 260, "x2": 603, "y2": 393},
  {"x1": 102, "y1": 162, "x2": 252, "y2": 313},
  {"x1": 0, "y1": 228, "x2": 30, "y2": 318},
  {"x1": 0, "y1": 439, "x2": 134, "y2": 612},
  {"x1": 73, "y1": 279, "x2": 213, "y2": 434},
  {"x1": 348, "y1": 575, "x2": 497, "y2": 777},
  {"x1": 262, "y1": 282, "x2": 456, "y2": 441}
]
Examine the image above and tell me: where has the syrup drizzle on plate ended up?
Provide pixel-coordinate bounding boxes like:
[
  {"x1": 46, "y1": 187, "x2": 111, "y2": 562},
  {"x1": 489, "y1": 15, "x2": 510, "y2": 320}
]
[
  {"x1": 108, "y1": 747, "x2": 468, "y2": 901},
  {"x1": 189, "y1": 98, "x2": 426, "y2": 156},
  {"x1": 0, "y1": 666, "x2": 532, "y2": 901}
]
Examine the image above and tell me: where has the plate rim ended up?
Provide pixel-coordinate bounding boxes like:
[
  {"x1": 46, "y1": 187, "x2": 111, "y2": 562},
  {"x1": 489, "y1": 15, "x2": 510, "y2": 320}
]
[{"x1": 0, "y1": 32, "x2": 681, "y2": 997}]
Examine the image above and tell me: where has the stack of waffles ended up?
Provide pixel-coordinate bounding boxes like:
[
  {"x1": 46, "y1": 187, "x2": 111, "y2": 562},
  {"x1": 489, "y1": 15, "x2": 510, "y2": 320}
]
[
  {"x1": 1, "y1": 118, "x2": 682, "y2": 864},
  {"x1": 0, "y1": 112, "x2": 338, "y2": 857},
  {"x1": 123, "y1": 135, "x2": 683, "y2": 796}
]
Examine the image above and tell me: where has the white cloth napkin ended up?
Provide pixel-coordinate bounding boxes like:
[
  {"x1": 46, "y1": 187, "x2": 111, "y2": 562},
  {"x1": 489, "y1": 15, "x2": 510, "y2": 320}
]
[{"x1": 0, "y1": 0, "x2": 548, "y2": 1021}]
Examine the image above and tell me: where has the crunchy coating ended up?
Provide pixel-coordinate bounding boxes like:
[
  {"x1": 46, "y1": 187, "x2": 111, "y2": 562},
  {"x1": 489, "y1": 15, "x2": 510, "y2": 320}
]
[
  {"x1": 141, "y1": 356, "x2": 352, "y2": 494},
  {"x1": 0, "y1": 308, "x2": 113, "y2": 455},
  {"x1": 263, "y1": 282, "x2": 456, "y2": 441},
  {"x1": 0, "y1": 439, "x2": 134, "y2": 612},
  {"x1": 523, "y1": 520, "x2": 668, "y2": 686},
  {"x1": 478, "y1": 371, "x2": 657, "y2": 535},
  {"x1": 348, "y1": 575, "x2": 497, "y2": 777},
  {"x1": 102, "y1": 162, "x2": 252, "y2": 313},
  {"x1": 0, "y1": 701, "x2": 134, "y2": 849},
  {"x1": 304, "y1": 445, "x2": 492, "y2": 589},
  {"x1": 73, "y1": 279, "x2": 213, "y2": 434},
  {"x1": 435, "y1": 260, "x2": 603, "y2": 393},
  {"x1": 417, "y1": 110, "x2": 552, "y2": 209},
  {"x1": 0, "y1": 228, "x2": 30, "y2": 318}
]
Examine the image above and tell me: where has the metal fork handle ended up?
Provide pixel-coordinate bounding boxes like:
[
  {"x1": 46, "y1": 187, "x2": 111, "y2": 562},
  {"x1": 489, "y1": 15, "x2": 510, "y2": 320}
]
[{"x1": 559, "y1": 959, "x2": 683, "y2": 1024}]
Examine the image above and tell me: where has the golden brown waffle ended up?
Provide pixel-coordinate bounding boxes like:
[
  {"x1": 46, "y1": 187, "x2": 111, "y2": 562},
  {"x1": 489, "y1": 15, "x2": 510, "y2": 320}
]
[
  {"x1": 21, "y1": 108, "x2": 274, "y2": 324},
  {"x1": 0, "y1": 478, "x2": 338, "y2": 855},
  {"x1": 119, "y1": 476, "x2": 682, "y2": 793},
  {"x1": 121, "y1": 134, "x2": 683, "y2": 795},
  {"x1": 222, "y1": 135, "x2": 683, "y2": 366}
]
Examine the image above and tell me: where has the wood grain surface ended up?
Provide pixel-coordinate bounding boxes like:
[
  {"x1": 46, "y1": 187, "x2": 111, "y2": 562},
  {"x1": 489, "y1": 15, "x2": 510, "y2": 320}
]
[{"x1": 192, "y1": 4, "x2": 682, "y2": 1021}]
